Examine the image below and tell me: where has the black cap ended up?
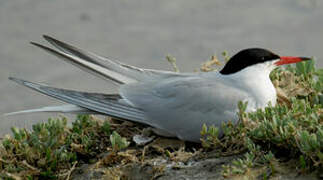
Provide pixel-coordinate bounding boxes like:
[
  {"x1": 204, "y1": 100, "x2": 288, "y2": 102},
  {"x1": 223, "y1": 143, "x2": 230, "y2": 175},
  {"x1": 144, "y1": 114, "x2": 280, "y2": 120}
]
[{"x1": 220, "y1": 48, "x2": 279, "y2": 75}]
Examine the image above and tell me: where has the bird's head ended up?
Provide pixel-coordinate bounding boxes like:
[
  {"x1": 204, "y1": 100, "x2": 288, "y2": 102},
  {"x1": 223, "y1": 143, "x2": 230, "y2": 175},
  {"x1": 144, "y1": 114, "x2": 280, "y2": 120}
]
[{"x1": 220, "y1": 48, "x2": 311, "y2": 75}]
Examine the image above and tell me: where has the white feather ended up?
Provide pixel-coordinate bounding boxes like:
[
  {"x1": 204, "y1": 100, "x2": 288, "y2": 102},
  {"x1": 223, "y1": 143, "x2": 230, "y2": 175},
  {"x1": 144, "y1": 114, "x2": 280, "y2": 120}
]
[{"x1": 4, "y1": 104, "x2": 92, "y2": 116}]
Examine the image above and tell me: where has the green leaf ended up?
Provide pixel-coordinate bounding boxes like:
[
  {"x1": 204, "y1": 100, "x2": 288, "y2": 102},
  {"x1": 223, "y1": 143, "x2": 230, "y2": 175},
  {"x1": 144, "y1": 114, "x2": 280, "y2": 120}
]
[
  {"x1": 304, "y1": 60, "x2": 315, "y2": 74},
  {"x1": 110, "y1": 131, "x2": 130, "y2": 151},
  {"x1": 296, "y1": 61, "x2": 305, "y2": 76},
  {"x1": 102, "y1": 121, "x2": 111, "y2": 135}
]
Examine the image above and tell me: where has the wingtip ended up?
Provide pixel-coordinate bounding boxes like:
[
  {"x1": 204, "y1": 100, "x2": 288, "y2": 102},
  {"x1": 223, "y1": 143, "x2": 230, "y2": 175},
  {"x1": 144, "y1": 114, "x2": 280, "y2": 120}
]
[
  {"x1": 30, "y1": 34, "x2": 56, "y2": 46},
  {"x1": 8, "y1": 77, "x2": 23, "y2": 84},
  {"x1": 30, "y1": 41, "x2": 56, "y2": 53},
  {"x1": 43, "y1": 34, "x2": 53, "y2": 41},
  {"x1": 8, "y1": 77, "x2": 31, "y2": 88},
  {"x1": 8, "y1": 77, "x2": 38, "y2": 88},
  {"x1": 42, "y1": 34, "x2": 60, "y2": 45},
  {"x1": 30, "y1": 41, "x2": 44, "y2": 48}
]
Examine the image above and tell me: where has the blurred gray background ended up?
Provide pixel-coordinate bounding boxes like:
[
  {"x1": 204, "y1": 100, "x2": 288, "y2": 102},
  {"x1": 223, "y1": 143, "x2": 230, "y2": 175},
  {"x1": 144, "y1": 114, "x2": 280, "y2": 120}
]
[{"x1": 1, "y1": 0, "x2": 322, "y2": 135}]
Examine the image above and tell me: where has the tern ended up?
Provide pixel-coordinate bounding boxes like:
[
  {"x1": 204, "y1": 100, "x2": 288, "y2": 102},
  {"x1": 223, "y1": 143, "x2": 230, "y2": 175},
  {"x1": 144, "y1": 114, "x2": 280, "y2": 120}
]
[{"x1": 7, "y1": 35, "x2": 311, "y2": 142}]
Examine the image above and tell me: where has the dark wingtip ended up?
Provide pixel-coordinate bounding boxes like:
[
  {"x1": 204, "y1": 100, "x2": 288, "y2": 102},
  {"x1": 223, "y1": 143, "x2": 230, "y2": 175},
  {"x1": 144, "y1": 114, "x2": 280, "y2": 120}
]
[
  {"x1": 9, "y1": 76, "x2": 18, "y2": 81},
  {"x1": 9, "y1": 77, "x2": 45, "y2": 91},
  {"x1": 30, "y1": 41, "x2": 43, "y2": 47},
  {"x1": 30, "y1": 41, "x2": 53, "y2": 52},
  {"x1": 43, "y1": 35, "x2": 63, "y2": 46},
  {"x1": 43, "y1": 34, "x2": 54, "y2": 42},
  {"x1": 8, "y1": 77, "x2": 26, "y2": 85},
  {"x1": 42, "y1": 35, "x2": 70, "y2": 50},
  {"x1": 30, "y1": 41, "x2": 38, "y2": 45}
]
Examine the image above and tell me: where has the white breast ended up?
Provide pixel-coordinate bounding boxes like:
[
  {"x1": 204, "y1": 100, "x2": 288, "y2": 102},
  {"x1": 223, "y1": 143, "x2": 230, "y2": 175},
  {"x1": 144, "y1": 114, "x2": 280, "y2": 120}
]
[{"x1": 220, "y1": 62, "x2": 277, "y2": 112}]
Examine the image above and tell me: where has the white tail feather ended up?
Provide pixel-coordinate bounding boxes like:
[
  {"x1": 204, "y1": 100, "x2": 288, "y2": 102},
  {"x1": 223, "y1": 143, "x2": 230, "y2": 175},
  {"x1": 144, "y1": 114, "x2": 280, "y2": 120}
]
[{"x1": 4, "y1": 104, "x2": 94, "y2": 116}]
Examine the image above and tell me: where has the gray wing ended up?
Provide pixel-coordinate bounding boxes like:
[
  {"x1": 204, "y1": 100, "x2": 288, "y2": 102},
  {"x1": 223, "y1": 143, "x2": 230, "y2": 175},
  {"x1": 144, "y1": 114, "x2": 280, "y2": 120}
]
[
  {"x1": 120, "y1": 73, "x2": 250, "y2": 142},
  {"x1": 8, "y1": 77, "x2": 150, "y2": 125}
]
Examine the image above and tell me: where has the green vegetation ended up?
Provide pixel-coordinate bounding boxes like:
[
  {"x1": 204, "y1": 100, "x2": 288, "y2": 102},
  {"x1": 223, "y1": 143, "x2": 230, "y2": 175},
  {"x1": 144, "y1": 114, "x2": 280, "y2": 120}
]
[{"x1": 0, "y1": 115, "x2": 129, "y2": 179}]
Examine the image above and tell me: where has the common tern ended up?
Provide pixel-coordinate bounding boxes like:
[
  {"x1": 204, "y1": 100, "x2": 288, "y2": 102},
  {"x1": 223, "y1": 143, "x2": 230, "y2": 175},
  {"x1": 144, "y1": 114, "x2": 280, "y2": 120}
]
[{"x1": 7, "y1": 35, "x2": 311, "y2": 142}]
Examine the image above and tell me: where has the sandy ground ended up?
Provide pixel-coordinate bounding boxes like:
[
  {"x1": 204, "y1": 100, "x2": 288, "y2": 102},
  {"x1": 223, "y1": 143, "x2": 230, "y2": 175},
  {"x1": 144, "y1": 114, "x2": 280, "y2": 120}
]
[{"x1": 1, "y1": 0, "x2": 322, "y2": 135}]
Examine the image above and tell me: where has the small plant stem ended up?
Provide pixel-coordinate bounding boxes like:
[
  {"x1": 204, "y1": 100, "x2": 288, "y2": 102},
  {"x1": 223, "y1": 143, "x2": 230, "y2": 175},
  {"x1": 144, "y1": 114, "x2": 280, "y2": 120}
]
[{"x1": 166, "y1": 55, "x2": 180, "y2": 72}]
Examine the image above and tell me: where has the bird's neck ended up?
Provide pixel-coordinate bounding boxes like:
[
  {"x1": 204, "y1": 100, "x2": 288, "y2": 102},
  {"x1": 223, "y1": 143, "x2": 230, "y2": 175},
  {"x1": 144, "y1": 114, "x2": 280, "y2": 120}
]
[{"x1": 221, "y1": 64, "x2": 277, "y2": 109}]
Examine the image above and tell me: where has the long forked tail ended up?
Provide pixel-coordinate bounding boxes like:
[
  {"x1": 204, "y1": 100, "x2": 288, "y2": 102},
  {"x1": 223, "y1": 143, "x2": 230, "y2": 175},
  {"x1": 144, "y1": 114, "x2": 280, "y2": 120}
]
[
  {"x1": 31, "y1": 35, "x2": 177, "y2": 85},
  {"x1": 8, "y1": 77, "x2": 150, "y2": 125}
]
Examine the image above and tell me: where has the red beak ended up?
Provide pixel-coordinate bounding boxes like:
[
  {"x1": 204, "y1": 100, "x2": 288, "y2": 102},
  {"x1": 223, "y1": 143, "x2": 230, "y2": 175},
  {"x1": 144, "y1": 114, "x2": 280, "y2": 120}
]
[{"x1": 275, "y1": 56, "x2": 311, "y2": 66}]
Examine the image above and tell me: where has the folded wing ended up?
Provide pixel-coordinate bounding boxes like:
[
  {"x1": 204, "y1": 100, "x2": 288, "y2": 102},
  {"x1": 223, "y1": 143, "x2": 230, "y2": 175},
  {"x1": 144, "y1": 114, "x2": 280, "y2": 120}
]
[
  {"x1": 8, "y1": 77, "x2": 150, "y2": 125},
  {"x1": 120, "y1": 74, "x2": 248, "y2": 142}
]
